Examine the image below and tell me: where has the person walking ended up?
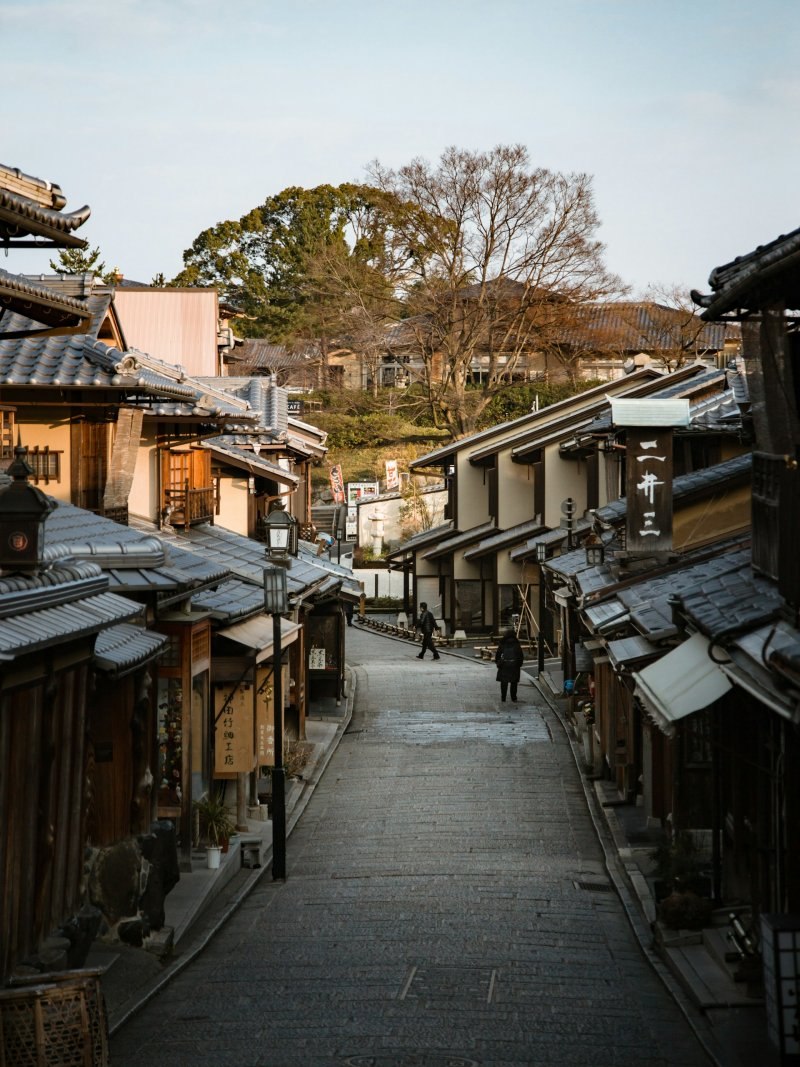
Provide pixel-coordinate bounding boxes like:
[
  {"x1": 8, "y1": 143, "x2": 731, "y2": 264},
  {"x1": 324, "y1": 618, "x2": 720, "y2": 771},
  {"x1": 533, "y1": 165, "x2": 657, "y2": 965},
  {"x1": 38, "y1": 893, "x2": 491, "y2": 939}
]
[
  {"x1": 495, "y1": 629, "x2": 524, "y2": 701},
  {"x1": 416, "y1": 601, "x2": 441, "y2": 660}
]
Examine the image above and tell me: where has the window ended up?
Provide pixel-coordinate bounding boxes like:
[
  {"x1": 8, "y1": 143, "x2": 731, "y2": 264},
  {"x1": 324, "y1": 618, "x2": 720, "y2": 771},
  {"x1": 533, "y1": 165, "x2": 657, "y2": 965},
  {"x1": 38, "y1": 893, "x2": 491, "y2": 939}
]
[
  {"x1": 0, "y1": 409, "x2": 13, "y2": 460},
  {"x1": 27, "y1": 446, "x2": 62, "y2": 484}
]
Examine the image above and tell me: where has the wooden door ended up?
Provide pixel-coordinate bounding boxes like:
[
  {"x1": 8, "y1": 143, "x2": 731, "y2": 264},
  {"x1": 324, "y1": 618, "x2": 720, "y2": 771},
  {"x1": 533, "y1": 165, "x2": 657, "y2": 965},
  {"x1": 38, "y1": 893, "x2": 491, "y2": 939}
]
[{"x1": 71, "y1": 420, "x2": 108, "y2": 511}]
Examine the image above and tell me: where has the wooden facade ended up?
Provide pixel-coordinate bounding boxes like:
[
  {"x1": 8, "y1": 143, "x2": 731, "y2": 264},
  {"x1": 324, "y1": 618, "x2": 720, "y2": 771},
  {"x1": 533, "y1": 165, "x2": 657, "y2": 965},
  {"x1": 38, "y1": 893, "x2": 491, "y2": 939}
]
[{"x1": 0, "y1": 650, "x2": 92, "y2": 981}]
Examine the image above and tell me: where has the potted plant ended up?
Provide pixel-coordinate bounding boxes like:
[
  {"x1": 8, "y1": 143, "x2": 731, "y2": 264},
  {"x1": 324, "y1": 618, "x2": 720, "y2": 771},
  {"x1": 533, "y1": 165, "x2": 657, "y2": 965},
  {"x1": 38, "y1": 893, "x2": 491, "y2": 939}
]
[{"x1": 194, "y1": 792, "x2": 235, "y2": 869}]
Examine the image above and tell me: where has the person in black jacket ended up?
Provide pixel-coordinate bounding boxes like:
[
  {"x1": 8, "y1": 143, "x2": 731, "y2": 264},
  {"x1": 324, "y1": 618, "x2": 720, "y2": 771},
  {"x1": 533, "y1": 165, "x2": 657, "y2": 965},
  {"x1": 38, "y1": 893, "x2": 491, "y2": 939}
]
[
  {"x1": 495, "y1": 629, "x2": 524, "y2": 701},
  {"x1": 416, "y1": 602, "x2": 441, "y2": 660}
]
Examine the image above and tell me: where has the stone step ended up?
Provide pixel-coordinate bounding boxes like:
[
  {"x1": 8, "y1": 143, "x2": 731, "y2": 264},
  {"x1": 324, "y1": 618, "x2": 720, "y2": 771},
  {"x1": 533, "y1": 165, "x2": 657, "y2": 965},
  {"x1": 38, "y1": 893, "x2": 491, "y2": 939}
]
[{"x1": 662, "y1": 941, "x2": 763, "y2": 1009}]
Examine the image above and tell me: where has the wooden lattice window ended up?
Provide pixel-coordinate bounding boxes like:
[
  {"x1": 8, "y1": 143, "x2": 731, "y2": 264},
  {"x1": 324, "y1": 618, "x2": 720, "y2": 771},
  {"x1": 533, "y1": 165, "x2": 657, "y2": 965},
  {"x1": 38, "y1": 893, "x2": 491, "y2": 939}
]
[
  {"x1": 0, "y1": 409, "x2": 14, "y2": 460},
  {"x1": 27, "y1": 446, "x2": 62, "y2": 484}
]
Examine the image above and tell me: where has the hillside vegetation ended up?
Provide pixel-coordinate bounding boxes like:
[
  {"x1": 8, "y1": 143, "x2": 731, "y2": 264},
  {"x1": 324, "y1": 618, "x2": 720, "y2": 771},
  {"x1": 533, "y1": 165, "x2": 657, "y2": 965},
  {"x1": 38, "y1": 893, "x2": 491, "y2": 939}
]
[{"x1": 306, "y1": 380, "x2": 603, "y2": 493}]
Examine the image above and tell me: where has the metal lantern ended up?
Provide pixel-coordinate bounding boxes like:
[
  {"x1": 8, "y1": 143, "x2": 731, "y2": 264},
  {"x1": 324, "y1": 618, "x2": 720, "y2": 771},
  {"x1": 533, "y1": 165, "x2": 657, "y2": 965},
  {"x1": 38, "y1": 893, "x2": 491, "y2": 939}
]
[
  {"x1": 0, "y1": 444, "x2": 55, "y2": 572},
  {"x1": 263, "y1": 564, "x2": 289, "y2": 617},
  {"x1": 585, "y1": 541, "x2": 605, "y2": 567},
  {"x1": 264, "y1": 501, "x2": 298, "y2": 563}
]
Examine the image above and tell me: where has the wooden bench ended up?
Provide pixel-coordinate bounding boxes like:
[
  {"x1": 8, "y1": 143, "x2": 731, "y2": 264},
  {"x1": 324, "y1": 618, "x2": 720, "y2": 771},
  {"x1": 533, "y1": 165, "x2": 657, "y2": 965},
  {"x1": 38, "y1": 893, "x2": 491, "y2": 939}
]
[{"x1": 474, "y1": 645, "x2": 498, "y2": 660}]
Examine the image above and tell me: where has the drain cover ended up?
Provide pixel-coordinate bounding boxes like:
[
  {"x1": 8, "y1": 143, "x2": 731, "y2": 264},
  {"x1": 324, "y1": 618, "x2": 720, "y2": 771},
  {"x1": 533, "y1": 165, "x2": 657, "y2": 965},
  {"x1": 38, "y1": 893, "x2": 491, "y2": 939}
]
[{"x1": 344, "y1": 1057, "x2": 477, "y2": 1066}]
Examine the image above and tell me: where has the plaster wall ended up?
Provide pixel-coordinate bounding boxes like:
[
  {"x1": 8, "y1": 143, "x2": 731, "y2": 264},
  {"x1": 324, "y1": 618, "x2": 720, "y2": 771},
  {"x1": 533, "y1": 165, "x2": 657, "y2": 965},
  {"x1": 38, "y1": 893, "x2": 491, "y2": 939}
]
[
  {"x1": 456, "y1": 453, "x2": 489, "y2": 529},
  {"x1": 217, "y1": 477, "x2": 250, "y2": 536},
  {"x1": 544, "y1": 451, "x2": 586, "y2": 525},
  {"x1": 497, "y1": 455, "x2": 534, "y2": 527},
  {"x1": 674, "y1": 485, "x2": 751, "y2": 549},
  {"x1": 18, "y1": 411, "x2": 72, "y2": 503},
  {"x1": 497, "y1": 551, "x2": 525, "y2": 587},
  {"x1": 129, "y1": 429, "x2": 159, "y2": 522}
]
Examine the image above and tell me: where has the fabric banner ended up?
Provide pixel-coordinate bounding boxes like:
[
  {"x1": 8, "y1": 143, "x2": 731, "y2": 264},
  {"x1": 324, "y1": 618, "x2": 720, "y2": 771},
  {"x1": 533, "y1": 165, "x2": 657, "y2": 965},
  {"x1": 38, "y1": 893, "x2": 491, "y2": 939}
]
[
  {"x1": 329, "y1": 464, "x2": 345, "y2": 503},
  {"x1": 385, "y1": 459, "x2": 399, "y2": 491}
]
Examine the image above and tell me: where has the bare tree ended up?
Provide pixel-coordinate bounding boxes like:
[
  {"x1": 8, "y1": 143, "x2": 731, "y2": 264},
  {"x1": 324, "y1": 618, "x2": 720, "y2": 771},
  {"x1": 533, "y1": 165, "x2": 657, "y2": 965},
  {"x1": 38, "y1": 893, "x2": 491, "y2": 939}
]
[
  {"x1": 368, "y1": 145, "x2": 624, "y2": 437},
  {"x1": 625, "y1": 284, "x2": 723, "y2": 371}
]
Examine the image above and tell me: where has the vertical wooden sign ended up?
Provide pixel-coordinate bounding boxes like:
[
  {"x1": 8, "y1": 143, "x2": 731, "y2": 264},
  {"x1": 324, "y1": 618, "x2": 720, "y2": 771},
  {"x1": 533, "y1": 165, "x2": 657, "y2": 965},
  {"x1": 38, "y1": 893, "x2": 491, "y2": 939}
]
[
  {"x1": 625, "y1": 427, "x2": 674, "y2": 555},
  {"x1": 255, "y1": 666, "x2": 275, "y2": 767},
  {"x1": 214, "y1": 683, "x2": 255, "y2": 776}
]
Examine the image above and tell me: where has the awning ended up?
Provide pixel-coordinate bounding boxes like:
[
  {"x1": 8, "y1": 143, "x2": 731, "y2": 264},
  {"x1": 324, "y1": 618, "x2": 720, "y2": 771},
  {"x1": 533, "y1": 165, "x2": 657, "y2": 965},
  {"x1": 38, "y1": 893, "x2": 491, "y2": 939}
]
[
  {"x1": 606, "y1": 635, "x2": 660, "y2": 670},
  {"x1": 633, "y1": 631, "x2": 732, "y2": 737},
  {"x1": 203, "y1": 441, "x2": 299, "y2": 487},
  {"x1": 217, "y1": 613, "x2": 302, "y2": 663}
]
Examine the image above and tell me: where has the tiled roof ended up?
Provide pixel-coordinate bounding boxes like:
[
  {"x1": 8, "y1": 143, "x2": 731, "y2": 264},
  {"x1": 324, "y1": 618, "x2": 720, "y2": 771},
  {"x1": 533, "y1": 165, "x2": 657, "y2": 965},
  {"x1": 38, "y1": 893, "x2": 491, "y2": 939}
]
[
  {"x1": 45, "y1": 503, "x2": 231, "y2": 595},
  {"x1": 678, "y1": 560, "x2": 782, "y2": 641},
  {"x1": 93, "y1": 623, "x2": 167, "y2": 676},
  {"x1": 149, "y1": 522, "x2": 362, "y2": 602},
  {"x1": 0, "y1": 310, "x2": 262, "y2": 421},
  {"x1": 0, "y1": 587, "x2": 143, "y2": 657},
  {"x1": 463, "y1": 519, "x2": 545, "y2": 561},
  {"x1": 554, "y1": 301, "x2": 734, "y2": 353},
  {"x1": 0, "y1": 182, "x2": 90, "y2": 248},
  {"x1": 422, "y1": 521, "x2": 497, "y2": 560},
  {"x1": 193, "y1": 578, "x2": 264, "y2": 622},
  {"x1": 0, "y1": 270, "x2": 93, "y2": 336},
  {"x1": 595, "y1": 453, "x2": 752, "y2": 525},
  {"x1": 692, "y1": 225, "x2": 800, "y2": 320},
  {"x1": 384, "y1": 522, "x2": 454, "y2": 563},
  {"x1": 509, "y1": 519, "x2": 592, "y2": 562},
  {"x1": 617, "y1": 546, "x2": 752, "y2": 639},
  {"x1": 233, "y1": 340, "x2": 319, "y2": 369},
  {"x1": 202, "y1": 438, "x2": 299, "y2": 486},
  {"x1": 410, "y1": 369, "x2": 664, "y2": 470},
  {"x1": 579, "y1": 369, "x2": 743, "y2": 436}
]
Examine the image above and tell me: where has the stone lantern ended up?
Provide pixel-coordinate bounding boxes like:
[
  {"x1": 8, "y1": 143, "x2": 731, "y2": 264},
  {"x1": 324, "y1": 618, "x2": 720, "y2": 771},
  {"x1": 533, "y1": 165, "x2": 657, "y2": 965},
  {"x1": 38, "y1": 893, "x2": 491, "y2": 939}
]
[{"x1": 0, "y1": 444, "x2": 55, "y2": 573}]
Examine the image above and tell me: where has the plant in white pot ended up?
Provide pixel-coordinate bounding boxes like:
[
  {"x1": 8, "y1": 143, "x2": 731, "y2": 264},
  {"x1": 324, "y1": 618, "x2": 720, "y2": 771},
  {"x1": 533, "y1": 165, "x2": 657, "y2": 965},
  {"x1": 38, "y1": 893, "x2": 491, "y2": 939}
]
[{"x1": 194, "y1": 793, "x2": 235, "y2": 869}]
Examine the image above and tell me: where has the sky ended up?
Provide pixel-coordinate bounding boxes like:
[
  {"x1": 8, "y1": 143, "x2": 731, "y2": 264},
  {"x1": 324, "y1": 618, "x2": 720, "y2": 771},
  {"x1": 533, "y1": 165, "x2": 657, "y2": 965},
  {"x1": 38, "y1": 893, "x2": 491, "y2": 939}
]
[{"x1": 3, "y1": 0, "x2": 798, "y2": 299}]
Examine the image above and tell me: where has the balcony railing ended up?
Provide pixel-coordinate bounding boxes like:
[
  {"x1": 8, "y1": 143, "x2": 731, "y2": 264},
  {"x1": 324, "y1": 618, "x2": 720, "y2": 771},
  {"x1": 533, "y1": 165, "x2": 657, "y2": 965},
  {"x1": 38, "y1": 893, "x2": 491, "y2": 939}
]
[{"x1": 163, "y1": 485, "x2": 215, "y2": 527}]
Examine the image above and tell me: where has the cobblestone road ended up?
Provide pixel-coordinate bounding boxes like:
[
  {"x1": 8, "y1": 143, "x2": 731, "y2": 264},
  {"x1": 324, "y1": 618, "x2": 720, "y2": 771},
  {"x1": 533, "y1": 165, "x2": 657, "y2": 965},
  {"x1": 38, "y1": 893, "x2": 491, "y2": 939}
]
[{"x1": 111, "y1": 627, "x2": 713, "y2": 1067}]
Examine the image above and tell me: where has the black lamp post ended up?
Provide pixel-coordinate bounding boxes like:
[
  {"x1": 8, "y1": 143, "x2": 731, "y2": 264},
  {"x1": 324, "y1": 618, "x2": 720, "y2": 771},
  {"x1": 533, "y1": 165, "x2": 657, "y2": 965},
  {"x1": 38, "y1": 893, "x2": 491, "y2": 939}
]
[
  {"x1": 263, "y1": 564, "x2": 289, "y2": 880},
  {"x1": 536, "y1": 541, "x2": 547, "y2": 678},
  {"x1": 263, "y1": 501, "x2": 298, "y2": 881}
]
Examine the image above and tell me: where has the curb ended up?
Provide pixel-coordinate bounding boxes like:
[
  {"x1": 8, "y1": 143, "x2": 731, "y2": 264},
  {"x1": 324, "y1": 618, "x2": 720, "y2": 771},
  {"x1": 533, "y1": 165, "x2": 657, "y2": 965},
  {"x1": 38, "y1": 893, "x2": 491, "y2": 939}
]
[
  {"x1": 108, "y1": 670, "x2": 356, "y2": 1036},
  {"x1": 533, "y1": 676, "x2": 727, "y2": 1067}
]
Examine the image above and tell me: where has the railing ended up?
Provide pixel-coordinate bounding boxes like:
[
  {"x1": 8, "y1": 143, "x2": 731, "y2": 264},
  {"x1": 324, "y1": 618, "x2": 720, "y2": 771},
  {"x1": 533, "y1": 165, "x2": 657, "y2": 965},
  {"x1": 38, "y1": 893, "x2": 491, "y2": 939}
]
[{"x1": 163, "y1": 485, "x2": 215, "y2": 527}]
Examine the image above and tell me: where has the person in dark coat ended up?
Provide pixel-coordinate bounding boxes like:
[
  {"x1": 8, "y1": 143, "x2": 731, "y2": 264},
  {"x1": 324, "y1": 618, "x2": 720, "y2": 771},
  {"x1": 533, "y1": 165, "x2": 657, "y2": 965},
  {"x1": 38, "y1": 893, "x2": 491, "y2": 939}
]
[
  {"x1": 495, "y1": 629, "x2": 524, "y2": 702},
  {"x1": 415, "y1": 601, "x2": 441, "y2": 660}
]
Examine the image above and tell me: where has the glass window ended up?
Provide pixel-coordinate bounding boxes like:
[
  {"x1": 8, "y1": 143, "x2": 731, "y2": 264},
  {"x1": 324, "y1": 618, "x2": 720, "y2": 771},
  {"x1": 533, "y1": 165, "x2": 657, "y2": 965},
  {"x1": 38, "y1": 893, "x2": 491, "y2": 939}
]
[{"x1": 454, "y1": 580, "x2": 482, "y2": 630}]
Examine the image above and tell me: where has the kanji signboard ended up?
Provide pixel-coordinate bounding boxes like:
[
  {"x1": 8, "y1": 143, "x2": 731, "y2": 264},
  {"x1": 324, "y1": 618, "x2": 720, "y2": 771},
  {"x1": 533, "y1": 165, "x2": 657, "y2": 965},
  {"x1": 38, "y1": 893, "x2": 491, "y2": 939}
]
[
  {"x1": 213, "y1": 683, "x2": 256, "y2": 776},
  {"x1": 625, "y1": 427, "x2": 673, "y2": 555}
]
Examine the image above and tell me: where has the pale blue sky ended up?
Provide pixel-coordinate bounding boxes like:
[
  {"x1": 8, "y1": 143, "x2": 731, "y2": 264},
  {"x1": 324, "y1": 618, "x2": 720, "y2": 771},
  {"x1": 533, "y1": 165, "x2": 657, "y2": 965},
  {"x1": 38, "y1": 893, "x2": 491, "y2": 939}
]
[{"x1": 3, "y1": 0, "x2": 798, "y2": 297}]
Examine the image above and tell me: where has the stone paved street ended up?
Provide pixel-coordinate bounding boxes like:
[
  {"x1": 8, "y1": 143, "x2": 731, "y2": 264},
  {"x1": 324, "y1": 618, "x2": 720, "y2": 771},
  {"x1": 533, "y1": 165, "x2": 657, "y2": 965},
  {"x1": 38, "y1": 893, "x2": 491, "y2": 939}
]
[{"x1": 111, "y1": 626, "x2": 713, "y2": 1066}]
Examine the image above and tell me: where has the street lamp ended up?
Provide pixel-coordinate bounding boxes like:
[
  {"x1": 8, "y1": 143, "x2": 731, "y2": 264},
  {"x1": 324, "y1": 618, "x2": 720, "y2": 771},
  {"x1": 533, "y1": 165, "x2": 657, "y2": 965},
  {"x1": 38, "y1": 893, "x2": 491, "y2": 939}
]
[
  {"x1": 536, "y1": 541, "x2": 548, "y2": 678},
  {"x1": 263, "y1": 564, "x2": 289, "y2": 880},
  {"x1": 585, "y1": 540, "x2": 605, "y2": 567},
  {"x1": 263, "y1": 501, "x2": 297, "y2": 882},
  {"x1": 263, "y1": 499, "x2": 298, "y2": 561}
]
